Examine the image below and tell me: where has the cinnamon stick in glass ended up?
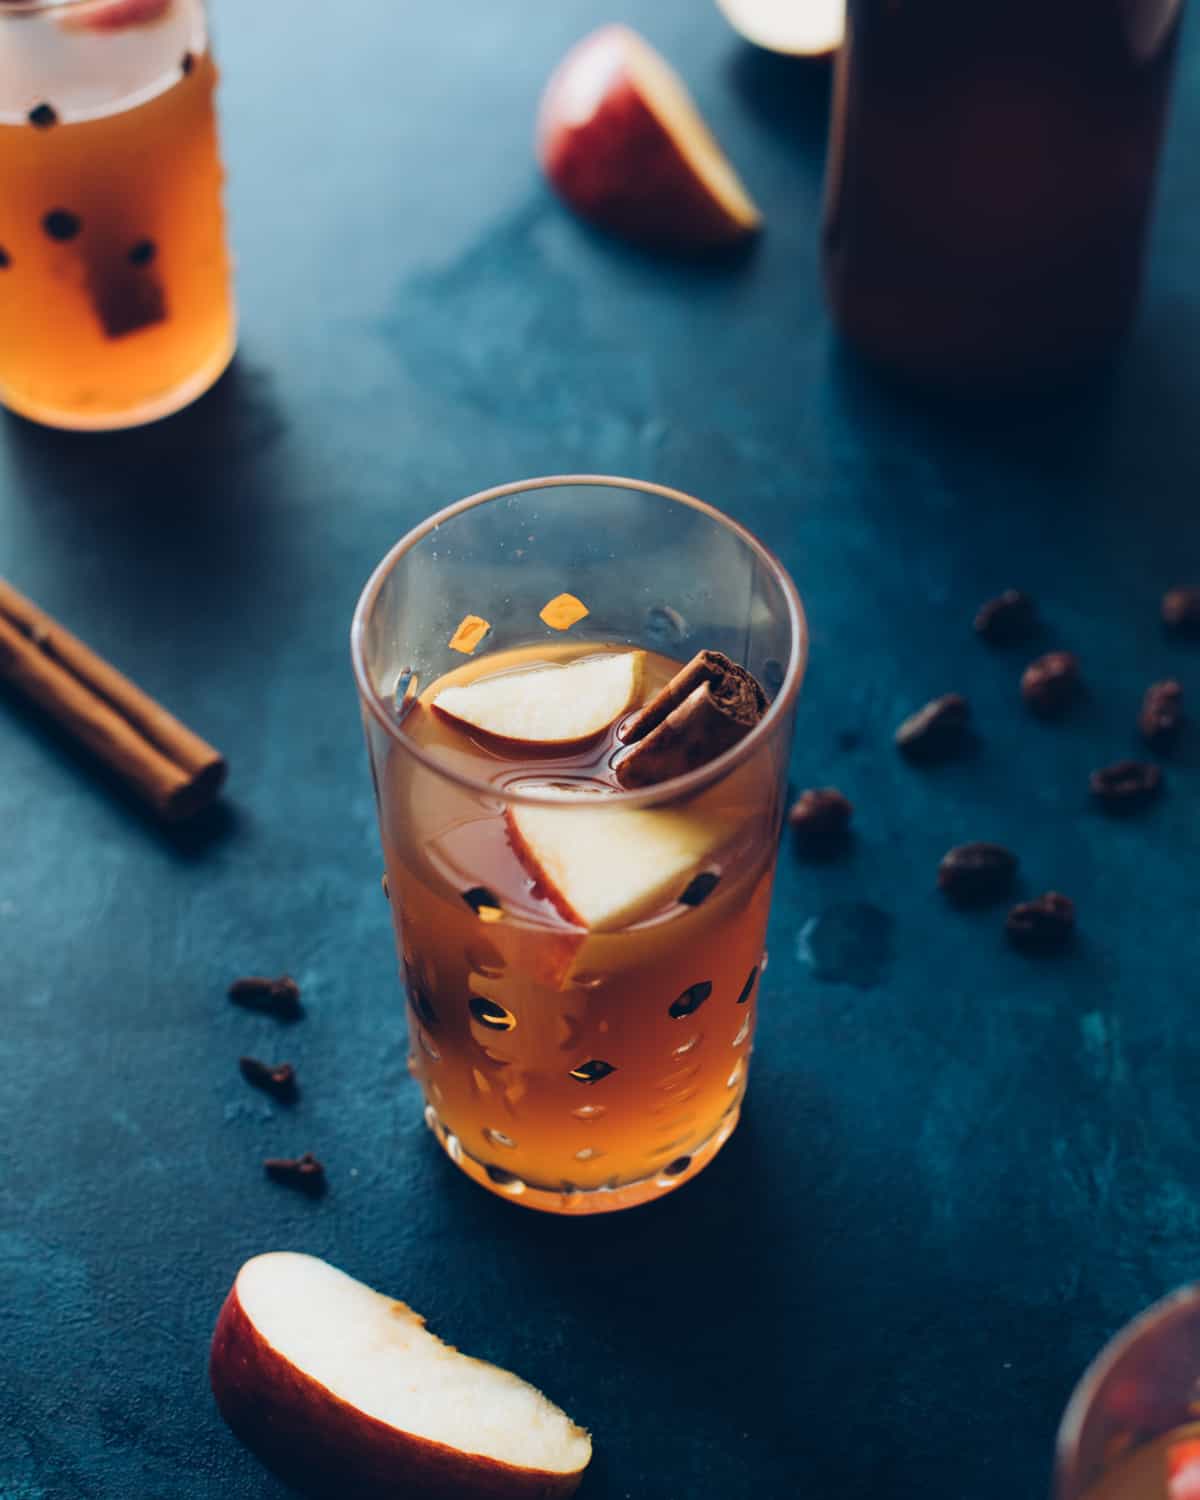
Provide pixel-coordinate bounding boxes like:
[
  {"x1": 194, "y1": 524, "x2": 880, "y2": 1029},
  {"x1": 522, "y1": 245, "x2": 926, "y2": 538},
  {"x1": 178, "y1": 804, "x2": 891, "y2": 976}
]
[
  {"x1": 0, "y1": 578, "x2": 226, "y2": 821},
  {"x1": 614, "y1": 649, "x2": 766, "y2": 789}
]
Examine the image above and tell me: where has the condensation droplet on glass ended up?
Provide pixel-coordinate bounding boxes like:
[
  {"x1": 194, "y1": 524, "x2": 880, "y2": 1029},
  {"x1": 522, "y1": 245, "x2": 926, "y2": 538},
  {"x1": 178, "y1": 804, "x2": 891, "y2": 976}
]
[
  {"x1": 482, "y1": 1127, "x2": 516, "y2": 1149},
  {"x1": 471, "y1": 1068, "x2": 492, "y2": 1096},
  {"x1": 445, "y1": 1132, "x2": 463, "y2": 1164},
  {"x1": 572, "y1": 1104, "x2": 606, "y2": 1120},
  {"x1": 733, "y1": 1014, "x2": 752, "y2": 1047},
  {"x1": 672, "y1": 1035, "x2": 701, "y2": 1057},
  {"x1": 727, "y1": 1058, "x2": 745, "y2": 1090},
  {"x1": 646, "y1": 603, "x2": 688, "y2": 646}
]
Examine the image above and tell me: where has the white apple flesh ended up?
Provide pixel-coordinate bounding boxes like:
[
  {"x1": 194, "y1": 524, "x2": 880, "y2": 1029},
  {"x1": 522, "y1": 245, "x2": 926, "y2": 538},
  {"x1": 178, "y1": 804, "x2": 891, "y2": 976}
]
[
  {"x1": 210, "y1": 1252, "x2": 591, "y2": 1500},
  {"x1": 506, "y1": 795, "x2": 729, "y2": 929},
  {"x1": 714, "y1": 0, "x2": 843, "y2": 56},
  {"x1": 537, "y1": 25, "x2": 762, "y2": 252},
  {"x1": 433, "y1": 651, "x2": 644, "y2": 748}
]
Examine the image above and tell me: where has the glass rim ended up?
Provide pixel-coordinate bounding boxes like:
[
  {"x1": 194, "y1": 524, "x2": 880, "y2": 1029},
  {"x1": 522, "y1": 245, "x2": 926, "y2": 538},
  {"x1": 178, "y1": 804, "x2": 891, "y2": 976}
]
[
  {"x1": 1054, "y1": 1282, "x2": 1200, "y2": 1491},
  {"x1": 350, "y1": 473, "x2": 808, "y2": 811}
]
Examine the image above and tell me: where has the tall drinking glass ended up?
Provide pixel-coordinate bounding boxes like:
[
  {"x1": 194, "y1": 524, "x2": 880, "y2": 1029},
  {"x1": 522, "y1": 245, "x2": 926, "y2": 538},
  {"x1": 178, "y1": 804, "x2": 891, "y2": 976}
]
[
  {"x1": 352, "y1": 477, "x2": 806, "y2": 1215},
  {"x1": 0, "y1": 0, "x2": 235, "y2": 430},
  {"x1": 1056, "y1": 1286, "x2": 1200, "y2": 1500}
]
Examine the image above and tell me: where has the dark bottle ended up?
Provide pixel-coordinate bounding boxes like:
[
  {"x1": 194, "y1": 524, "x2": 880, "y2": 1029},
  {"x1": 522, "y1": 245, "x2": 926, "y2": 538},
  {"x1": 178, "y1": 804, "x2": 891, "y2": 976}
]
[{"x1": 821, "y1": 0, "x2": 1185, "y2": 388}]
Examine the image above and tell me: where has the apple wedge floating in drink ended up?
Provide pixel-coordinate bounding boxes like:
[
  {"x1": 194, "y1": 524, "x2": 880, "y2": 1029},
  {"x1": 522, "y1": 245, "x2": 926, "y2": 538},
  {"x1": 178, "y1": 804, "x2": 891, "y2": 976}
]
[
  {"x1": 210, "y1": 1252, "x2": 592, "y2": 1499},
  {"x1": 506, "y1": 796, "x2": 731, "y2": 930},
  {"x1": 433, "y1": 651, "x2": 644, "y2": 746}
]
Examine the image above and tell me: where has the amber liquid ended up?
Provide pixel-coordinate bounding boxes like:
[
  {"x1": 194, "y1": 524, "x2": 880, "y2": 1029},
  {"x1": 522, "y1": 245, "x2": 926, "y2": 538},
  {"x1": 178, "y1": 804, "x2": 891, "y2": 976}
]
[
  {"x1": 380, "y1": 643, "x2": 781, "y2": 1214},
  {"x1": 822, "y1": 0, "x2": 1183, "y2": 388},
  {"x1": 1077, "y1": 1424, "x2": 1200, "y2": 1499},
  {"x1": 0, "y1": 52, "x2": 234, "y2": 429}
]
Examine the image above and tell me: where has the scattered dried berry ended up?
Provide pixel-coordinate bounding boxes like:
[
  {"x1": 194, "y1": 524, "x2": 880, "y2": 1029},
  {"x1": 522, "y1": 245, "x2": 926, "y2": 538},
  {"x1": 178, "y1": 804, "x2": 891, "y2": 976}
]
[
  {"x1": 1139, "y1": 679, "x2": 1184, "y2": 749},
  {"x1": 937, "y1": 843, "x2": 1018, "y2": 906},
  {"x1": 974, "y1": 589, "x2": 1036, "y2": 645},
  {"x1": 264, "y1": 1153, "x2": 325, "y2": 1196},
  {"x1": 1006, "y1": 893, "x2": 1075, "y2": 953},
  {"x1": 1090, "y1": 758, "x2": 1163, "y2": 811},
  {"x1": 381, "y1": 871, "x2": 389, "y2": 899},
  {"x1": 1162, "y1": 587, "x2": 1200, "y2": 636},
  {"x1": 28, "y1": 103, "x2": 57, "y2": 129},
  {"x1": 239, "y1": 1057, "x2": 297, "y2": 1100},
  {"x1": 42, "y1": 209, "x2": 81, "y2": 243},
  {"x1": 788, "y1": 787, "x2": 853, "y2": 839},
  {"x1": 181, "y1": 50, "x2": 195, "y2": 74},
  {"x1": 895, "y1": 694, "x2": 971, "y2": 761},
  {"x1": 127, "y1": 238, "x2": 156, "y2": 267},
  {"x1": 228, "y1": 974, "x2": 302, "y2": 1020},
  {"x1": 1021, "y1": 651, "x2": 1080, "y2": 717},
  {"x1": 0, "y1": 248, "x2": 10, "y2": 270}
]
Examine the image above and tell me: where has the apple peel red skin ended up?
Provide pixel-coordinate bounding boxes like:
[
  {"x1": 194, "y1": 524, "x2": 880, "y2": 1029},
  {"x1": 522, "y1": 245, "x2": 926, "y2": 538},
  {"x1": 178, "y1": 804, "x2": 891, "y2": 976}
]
[
  {"x1": 210, "y1": 1286, "x2": 585, "y2": 1500},
  {"x1": 537, "y1": 30, "x2": 758, "y2": 253}
]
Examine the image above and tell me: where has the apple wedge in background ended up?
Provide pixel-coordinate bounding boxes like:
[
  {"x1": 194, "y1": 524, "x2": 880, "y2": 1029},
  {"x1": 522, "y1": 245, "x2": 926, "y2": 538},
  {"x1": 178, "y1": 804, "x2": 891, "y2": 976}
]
[
  {"x1": 434, "y1": 651, "x2": 644, "y2": 747},
  {"x1": 537, "y1": 25, "x2": 762, "y2": 252},
  {"x1": 714, "y1": 0, "x2": 843, "y2": 57},
  {"x1": 210, "y1": 1252, "x2": 591, "y2": 1499}
]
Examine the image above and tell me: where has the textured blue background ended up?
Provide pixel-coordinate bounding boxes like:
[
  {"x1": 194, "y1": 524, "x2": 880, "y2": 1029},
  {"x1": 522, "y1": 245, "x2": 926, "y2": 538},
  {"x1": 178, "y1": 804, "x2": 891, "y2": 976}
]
[{"x1": 4, "y1": 2, "x2": 1200, "y2": 1496}]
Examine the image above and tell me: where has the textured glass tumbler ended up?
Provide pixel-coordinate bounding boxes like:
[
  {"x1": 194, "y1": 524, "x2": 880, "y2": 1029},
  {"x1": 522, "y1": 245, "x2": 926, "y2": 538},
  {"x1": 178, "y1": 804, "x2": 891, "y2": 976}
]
[
  {"x1": 0, "y1": 0, "x2": 235, "y2": 430},
  {"x1": 352, "y1": 476, "x2": 806, "y2": 1215},
  {"x1": 1056, "y1": 1286, "x2": 1200, "y2": 1500}
]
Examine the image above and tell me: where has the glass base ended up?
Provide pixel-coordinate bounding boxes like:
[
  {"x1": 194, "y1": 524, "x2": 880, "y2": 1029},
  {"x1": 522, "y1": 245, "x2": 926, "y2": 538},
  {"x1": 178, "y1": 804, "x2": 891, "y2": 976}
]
[
  {"x1": 424, "y1": 1103, "x2": 743, "y2": 1215},
  {"x1": 0, "y1": 328, "x2": 237, "y2": 432}
]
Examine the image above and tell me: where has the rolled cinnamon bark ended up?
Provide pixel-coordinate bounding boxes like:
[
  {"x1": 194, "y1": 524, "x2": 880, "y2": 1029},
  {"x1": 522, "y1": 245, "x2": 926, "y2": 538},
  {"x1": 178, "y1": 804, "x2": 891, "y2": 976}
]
[
  {"x1": 615, "y1": 649, "x2": 767, "y2": 788},
  {"x1": 0, "y1": 579, "x2": 226, "y2": 821}
]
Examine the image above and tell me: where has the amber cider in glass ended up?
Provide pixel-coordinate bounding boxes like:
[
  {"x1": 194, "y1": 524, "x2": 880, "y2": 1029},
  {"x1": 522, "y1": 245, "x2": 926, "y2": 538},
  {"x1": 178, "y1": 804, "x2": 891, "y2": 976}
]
[{"x1": 381, "y1": 642, "x2": 779, "y2": 1215}]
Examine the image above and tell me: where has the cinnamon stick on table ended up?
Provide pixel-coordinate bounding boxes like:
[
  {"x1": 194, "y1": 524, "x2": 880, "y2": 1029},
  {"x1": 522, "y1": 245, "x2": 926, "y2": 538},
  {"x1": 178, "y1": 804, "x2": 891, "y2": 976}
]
[
  {"x1": 0, "y1": 578, "x2": 226, "y2": 822},
  {"x1": 615, "y1": 649, "x2": 767, "y2": 789}
]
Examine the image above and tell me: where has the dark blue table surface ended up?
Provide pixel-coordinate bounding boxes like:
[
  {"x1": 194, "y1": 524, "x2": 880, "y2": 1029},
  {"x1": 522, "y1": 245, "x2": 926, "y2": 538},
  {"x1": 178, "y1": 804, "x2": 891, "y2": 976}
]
[{"x1": 5, "y1": 3, "x2": 1200, "y2": 1497}]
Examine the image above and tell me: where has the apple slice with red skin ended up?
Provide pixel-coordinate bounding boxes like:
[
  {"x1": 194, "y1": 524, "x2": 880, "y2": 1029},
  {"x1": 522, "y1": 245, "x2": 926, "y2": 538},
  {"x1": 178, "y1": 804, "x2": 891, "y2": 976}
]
[
  {"x1": 433, "y1": 651, "x2": 644, "y2": 748},
  {"x1": 210, "y1": 1252, "x2": 591, "y2": 1500},
  {"x1": 714, "y1": 0, "x2": 843, "y2": 57},
  {"x1": 537, "y1": 25, "x2": 762, "y2": 252}
]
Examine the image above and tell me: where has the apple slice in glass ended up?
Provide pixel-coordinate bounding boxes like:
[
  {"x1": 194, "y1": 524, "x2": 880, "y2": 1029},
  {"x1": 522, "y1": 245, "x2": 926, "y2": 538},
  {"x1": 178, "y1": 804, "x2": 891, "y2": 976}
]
[
  {"x1": 507, "y1": 793, "x2": 730, "y2": 929},
  {"x1": 433, "y1": 650, "x2": 644, "y2": 747},
  {"x1": 210, "y1": 1252, "x2": 591, "y2": 1500}
]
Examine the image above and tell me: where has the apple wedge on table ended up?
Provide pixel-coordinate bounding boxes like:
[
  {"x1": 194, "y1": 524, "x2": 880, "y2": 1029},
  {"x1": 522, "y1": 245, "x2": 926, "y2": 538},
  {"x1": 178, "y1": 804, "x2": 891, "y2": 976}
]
[
  {"x1": 714, "y1": 0, "x2": 844, "y2": 57},
  {"x1": 210, "y1": 1252, "x2": 591, "y2": 1499},
  {"x1": 537, "y1": 25, "x2": 762, "y2": 251}
]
